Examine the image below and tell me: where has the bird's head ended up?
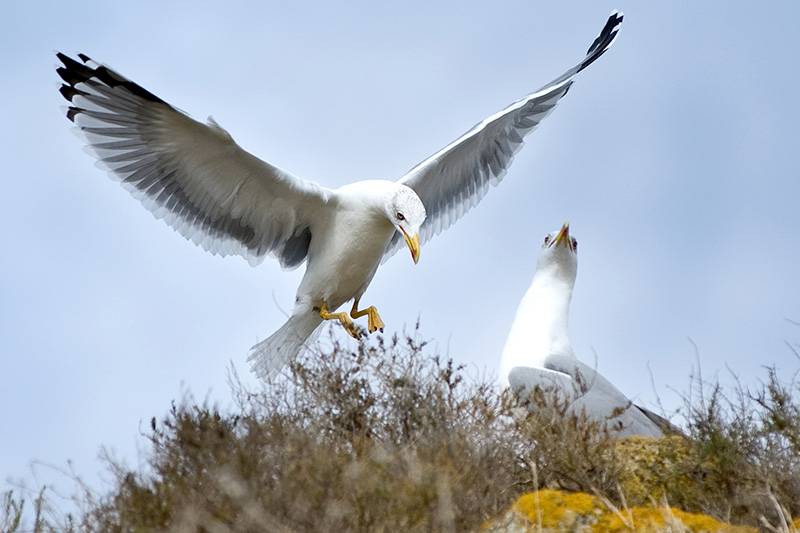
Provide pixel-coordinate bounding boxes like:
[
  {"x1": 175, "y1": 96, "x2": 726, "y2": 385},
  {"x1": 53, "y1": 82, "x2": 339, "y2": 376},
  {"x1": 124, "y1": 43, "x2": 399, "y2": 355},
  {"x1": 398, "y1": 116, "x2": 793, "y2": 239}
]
[
  {"x1": 386, "y1": 185, "x2": 426, "y2": 264},
  {"x1": 536, "y1": 222, "x2": 578, "y2": 284}
]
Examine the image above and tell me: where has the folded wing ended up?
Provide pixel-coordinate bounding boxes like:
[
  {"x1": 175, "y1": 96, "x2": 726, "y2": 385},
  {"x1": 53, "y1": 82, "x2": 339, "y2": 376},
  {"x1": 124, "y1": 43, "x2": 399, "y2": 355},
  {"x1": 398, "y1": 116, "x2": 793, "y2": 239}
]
[
  {"x1": 509, "y1": 362, "x2": 665, "y2": 438},
  {"x1": 57, "y1": 53, "x2": 332, "y2": 268},
  {"x1": 543, "y1": 354, "x2": 666, "y2": 437},
  {"x1": 385, "y1": 12, "x2": 622, "y2": 258}
]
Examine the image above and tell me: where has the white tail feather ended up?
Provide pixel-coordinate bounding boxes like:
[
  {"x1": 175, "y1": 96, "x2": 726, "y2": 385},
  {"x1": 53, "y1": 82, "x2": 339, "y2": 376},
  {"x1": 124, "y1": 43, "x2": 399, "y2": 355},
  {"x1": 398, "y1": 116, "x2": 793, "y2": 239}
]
[{"x1": 248, "y1": 311, "x2": 323, "y2": 380}]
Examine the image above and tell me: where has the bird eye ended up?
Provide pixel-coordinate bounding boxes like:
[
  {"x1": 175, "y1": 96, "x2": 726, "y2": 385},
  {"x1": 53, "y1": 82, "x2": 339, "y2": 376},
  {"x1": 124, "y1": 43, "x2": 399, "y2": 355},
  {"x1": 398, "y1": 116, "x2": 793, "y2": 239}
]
[
  {"x1": 543, "y1": 235, "x2": 551, "y2": 245},
  {"x1": 571, "y1": 237, "x2": 578, "y2": 250},
  {"x1": 396, "y1": 212, "x2": 405, "y2": 221}
]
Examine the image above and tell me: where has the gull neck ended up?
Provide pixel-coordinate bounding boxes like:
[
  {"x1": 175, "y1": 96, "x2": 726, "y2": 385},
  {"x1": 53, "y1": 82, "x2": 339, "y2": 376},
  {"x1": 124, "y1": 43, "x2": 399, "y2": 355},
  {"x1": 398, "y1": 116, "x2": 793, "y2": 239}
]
[{"x1": 500, "y1": 268, "x2": 575, "y2": 382}]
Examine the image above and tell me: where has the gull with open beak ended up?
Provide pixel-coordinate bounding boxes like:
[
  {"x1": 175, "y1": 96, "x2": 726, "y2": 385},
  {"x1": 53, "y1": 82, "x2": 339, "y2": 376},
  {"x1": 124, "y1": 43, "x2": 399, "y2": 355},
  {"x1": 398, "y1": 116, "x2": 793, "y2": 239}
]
[
  {"x1": 55, "y1": 13, "x2": 623, "y2": 379},
  {"x1": 500, "y1": 223, "x2": 672, "y2": 437}
]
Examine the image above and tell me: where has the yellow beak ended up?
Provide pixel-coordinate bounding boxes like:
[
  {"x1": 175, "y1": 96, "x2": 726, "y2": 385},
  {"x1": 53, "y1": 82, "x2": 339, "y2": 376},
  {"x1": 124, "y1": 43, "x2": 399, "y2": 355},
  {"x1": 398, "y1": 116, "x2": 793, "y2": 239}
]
[
  {"x1": 402, "y1": 229, "x2": 421, "y2": 264},
  {"x1": 552, "y1": 222, "x2": 571, "y2": 248}
]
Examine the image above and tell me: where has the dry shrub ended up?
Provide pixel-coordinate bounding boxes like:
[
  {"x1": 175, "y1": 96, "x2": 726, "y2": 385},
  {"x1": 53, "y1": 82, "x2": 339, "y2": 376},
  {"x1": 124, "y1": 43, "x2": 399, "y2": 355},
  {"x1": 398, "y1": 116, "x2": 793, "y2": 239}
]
[
  {"x1": 1, "y1": 491, "x2": 23, "y2": 532},
  {"x1": 670, "y1": 364, "x2": 800, "y2": 526},
  {"x1": 3, "y1": 327, "x2": 800, "y2": 531},
  {"x1": 83, "y1": 329, "x2": 531, "y2": 532},
  {"x1": 512, "y1": 377, "x2": 624, "y2": 496}
]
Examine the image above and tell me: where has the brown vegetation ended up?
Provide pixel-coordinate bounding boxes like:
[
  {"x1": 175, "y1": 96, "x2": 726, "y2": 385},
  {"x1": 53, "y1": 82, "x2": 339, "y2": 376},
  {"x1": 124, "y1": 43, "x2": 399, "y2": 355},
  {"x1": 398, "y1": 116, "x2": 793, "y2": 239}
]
[{"x1": 3, "y1": 327, "x2": 799, "y2": 531}]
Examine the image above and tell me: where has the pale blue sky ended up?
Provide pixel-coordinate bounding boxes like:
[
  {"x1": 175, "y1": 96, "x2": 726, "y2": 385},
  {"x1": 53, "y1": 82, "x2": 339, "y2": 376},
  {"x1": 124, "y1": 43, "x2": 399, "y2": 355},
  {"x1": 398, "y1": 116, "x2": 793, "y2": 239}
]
[{"x1": 2, "y1": 1, "x2": 799, "y2": 495}]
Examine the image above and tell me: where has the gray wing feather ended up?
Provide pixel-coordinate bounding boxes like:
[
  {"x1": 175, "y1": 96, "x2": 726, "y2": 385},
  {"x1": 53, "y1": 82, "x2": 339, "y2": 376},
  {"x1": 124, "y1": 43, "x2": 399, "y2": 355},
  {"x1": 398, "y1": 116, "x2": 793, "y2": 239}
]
[
  {"x1": 57, "y1": 53, "x2": 332, "y2": 268},
  {"x1": 384, "y1": 12, "x2": 622, "y2": 259},
  {"x1": 635, "y1": 405, "x2": 684, "y2": 436},
  {"x1": 542, "y1": 354, "x2": 664, "y2": 438}
]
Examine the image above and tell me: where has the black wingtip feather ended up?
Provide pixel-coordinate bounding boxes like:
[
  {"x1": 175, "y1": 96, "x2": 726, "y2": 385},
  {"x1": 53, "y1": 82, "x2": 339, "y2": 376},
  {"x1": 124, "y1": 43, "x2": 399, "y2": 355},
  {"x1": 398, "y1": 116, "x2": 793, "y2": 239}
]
[
  {"x1": 57, "y1": 52, "x2": 85, "y2": 72},
  {"x1": 58, "y1": 84, "x2": 87, "y2": 102},
  {"x1": 586, "y1": 12, "x2": 624, "y2": 55},
  {"x1": 578, "y1": 11, "x2": 623, "y2": 73},
  {"x1": 56, "y1": 53, "x2": 96, "y2": 85},
  {"x1": 66, "y1": 106, "x2": 82, "y2": 122},
  {"x1": 55, "y1": 52, "x2": 168, "y2": 107}
]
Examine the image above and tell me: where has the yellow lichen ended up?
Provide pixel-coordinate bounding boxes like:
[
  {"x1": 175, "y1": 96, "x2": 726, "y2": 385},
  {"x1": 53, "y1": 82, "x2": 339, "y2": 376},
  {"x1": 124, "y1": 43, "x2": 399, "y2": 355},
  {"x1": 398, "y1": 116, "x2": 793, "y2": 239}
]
[
  {"x1": 489, "y1": 490, "x2": 758, "y2": 532},
  {"x1": 514, "y1": 489, "x2": 599, "y2": 529},
  {"x1": 614, "y1": 435, "x2": 697, "y2": 506},
  {"x1": 594, "y1": 504, "x2": 754, "y2": 532}
]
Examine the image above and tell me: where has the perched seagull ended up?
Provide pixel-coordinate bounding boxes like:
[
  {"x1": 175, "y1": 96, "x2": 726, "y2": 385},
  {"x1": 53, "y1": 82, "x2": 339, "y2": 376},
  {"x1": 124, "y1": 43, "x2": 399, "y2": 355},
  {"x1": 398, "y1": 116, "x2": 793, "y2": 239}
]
[
  {"x1": 500, "y1": 224, "x2": 672, "y2": 437},
  {"x1": 56, "y1": 13, "x2": 623, "y2": 379}
]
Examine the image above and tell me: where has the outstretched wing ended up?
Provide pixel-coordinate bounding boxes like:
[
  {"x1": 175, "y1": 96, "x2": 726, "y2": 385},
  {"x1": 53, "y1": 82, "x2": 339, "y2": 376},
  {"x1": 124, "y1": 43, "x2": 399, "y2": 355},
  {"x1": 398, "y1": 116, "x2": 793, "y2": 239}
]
[
  {"x1": 57, "y1": 53, "x2": 333, "y2": 268},
  {"x1": 384, "y1": 12, "x2": 622, "y2": 258}
]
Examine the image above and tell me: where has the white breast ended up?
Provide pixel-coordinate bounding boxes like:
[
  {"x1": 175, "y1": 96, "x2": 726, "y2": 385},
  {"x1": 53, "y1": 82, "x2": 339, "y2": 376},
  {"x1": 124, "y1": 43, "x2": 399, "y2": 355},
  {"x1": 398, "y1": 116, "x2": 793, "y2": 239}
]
[
  {"x1": 297, "y1": 207, "x2": 395, "y2": 310},
  {"x1": 499, "y1": 273, "x2": 574, "y2": 386}
]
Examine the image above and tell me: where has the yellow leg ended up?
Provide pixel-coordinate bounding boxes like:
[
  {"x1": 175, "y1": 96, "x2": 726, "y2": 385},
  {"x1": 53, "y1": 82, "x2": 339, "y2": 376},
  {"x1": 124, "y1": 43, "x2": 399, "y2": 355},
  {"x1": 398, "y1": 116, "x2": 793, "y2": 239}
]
[
  {"x1": 350, "y1": 298, "x2": 385, "y2": 334},
  {"x1": 319, "y1": 302, "x2": 361, "y2": 339}
]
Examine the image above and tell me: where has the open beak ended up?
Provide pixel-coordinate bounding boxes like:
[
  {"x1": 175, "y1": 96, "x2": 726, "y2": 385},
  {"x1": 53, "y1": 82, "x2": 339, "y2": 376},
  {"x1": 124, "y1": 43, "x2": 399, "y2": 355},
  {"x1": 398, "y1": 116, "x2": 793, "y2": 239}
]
[
  {"x1": 401, "y1": 228, "x2": 421, "y2": 264},
  {"x1": 552, "y1": 222, "x2": 571, "y2": 249}
]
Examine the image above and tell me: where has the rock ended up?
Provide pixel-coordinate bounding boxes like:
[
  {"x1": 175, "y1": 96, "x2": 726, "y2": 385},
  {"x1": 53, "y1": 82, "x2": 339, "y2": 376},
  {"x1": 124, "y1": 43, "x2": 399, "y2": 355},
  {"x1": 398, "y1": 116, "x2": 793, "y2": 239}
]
[
  {"x1": 613, "y1": 435, "x2": 698, "y2": 506},
  {"x1": 485, "y1": 489, "x2": 756, "y2": 532}
]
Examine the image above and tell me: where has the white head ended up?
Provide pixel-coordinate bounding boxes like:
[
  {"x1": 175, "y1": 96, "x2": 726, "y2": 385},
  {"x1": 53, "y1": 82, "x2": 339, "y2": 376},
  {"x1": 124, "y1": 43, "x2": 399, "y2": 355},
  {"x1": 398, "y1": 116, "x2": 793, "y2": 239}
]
[
  {"x1": 535, "y1": 222, "x2": 578, "y2": 285},
  {"x1": 385, "y1": 184, "x2": 426, "y2": 264}
]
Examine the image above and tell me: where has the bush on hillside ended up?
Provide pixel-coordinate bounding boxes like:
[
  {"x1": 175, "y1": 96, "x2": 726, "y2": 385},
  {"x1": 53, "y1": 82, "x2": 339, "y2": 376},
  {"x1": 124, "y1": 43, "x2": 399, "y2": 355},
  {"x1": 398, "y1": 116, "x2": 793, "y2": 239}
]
[{"x1": 4, "y1": 327, "x2": 799, "y2": 531}]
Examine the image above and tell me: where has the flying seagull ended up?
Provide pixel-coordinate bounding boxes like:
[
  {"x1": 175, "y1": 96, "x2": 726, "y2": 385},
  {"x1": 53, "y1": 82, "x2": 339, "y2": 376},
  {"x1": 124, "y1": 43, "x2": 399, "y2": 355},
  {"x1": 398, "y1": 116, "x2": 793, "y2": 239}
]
[
  {"x1": 56, "y1": 12, "x2": 623, "y2": 379},
  {"x1": 500, "y1": 224, "x2": 673, "y2": 437}
]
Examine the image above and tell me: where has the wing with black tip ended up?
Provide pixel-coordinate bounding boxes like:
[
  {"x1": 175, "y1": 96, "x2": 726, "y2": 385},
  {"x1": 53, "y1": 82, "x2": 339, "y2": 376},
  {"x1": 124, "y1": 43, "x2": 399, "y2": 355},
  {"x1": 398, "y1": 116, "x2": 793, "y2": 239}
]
[
  {"x1": 384, "y1": 12, "x2": 623, "y2": 259},
  {"x1": 57, "y1": 53, "x2": 333, "y2": 268}
]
